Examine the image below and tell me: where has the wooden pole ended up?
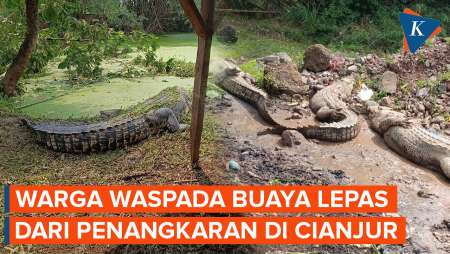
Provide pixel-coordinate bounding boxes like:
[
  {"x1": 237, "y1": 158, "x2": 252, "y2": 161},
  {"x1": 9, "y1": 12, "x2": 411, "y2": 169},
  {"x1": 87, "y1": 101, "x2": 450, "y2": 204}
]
[
  {"x1": 179, "y1": 0, "x2": 209, "y2": 38},
  {"x1": 190, "y1": 0, "x2": 215, "y2": 168}
]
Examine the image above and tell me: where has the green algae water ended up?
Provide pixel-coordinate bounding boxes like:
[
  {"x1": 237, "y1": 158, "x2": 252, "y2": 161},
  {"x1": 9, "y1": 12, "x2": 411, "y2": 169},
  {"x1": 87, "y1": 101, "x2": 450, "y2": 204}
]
[
  {"x1": 15, "y1": 33, "x2": 227, "y2": 120},
  {"x1": 20, "y1": 76, "x2": 195, "y2": 120}
]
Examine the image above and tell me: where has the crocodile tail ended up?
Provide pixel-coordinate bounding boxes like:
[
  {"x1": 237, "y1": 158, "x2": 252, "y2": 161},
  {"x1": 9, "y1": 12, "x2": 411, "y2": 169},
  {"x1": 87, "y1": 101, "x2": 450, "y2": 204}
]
[
  {"x1": 172, "y1": 87, "x2": 191, "y2": 120},
  {"x1": 25, "y1": 116, "x2": 151, "y2": 154},
  {"x1": 301, "y1": 123, "x2": 360, "y2": 142},
  {"x1": 256, "y1": 97, "x2": 278, "y2": 125},
  {"x1": 440, "y1": 157, "x2": 450, "y2": 179},
  {"x1": 300, "y1": 110, "x2": 360, "y2": 142}
]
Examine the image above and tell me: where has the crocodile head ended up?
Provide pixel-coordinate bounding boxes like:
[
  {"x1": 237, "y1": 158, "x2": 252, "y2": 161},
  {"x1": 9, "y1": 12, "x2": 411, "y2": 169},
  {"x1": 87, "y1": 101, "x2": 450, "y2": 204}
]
[
  {"x1": 212, "y1": 60, "x2": 241, "y2": 84},
  {"x1": 368, "y1": 106, "x2": 410, "y2": 134}
]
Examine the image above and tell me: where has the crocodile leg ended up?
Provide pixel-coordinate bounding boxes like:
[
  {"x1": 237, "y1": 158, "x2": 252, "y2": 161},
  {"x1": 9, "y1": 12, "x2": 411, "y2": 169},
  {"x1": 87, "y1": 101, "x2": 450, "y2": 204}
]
[
  {"x1": 316, "y1": 107, "x2": 344, "y2": 122},
  {"x1": 316, "y1": 106, "x2": 334, "y2": 121},
  {"x1": 166, "y1": 111, "x2": 182, "y2": 132}
]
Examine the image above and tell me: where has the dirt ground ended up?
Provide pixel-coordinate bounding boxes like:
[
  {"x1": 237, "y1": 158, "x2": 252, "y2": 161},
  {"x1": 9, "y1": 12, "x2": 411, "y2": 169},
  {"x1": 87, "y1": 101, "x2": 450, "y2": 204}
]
[
  {"x1": 1, "y1": 96, "x2": 450, "y2": 253},
  {"x1": 213, "y1": 94, "x2": 450, "y2": 254}
]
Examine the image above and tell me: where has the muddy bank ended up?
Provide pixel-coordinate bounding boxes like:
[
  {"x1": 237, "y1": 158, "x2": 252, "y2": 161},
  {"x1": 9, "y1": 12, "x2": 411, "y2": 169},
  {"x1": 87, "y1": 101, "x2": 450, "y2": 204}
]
[{"x1": 213, "y1": 94, "x2": 450, "y2": 254}]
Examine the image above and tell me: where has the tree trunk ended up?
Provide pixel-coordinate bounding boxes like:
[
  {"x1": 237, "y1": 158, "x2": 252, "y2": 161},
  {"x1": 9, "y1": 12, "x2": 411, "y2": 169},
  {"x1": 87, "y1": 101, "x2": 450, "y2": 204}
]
[{"x1": 1, "y1": 0, "x2": 39, "y2": 97}]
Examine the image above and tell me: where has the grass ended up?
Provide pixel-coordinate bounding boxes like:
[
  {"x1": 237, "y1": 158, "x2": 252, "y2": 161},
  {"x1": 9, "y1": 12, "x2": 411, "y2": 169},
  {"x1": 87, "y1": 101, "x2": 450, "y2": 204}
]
[
  {"x1": 240, "y1": 59, "x2": 263, "y2": 84},
  {"x1": 0, "y1": 110, "x2": 227, "y2": 243}
]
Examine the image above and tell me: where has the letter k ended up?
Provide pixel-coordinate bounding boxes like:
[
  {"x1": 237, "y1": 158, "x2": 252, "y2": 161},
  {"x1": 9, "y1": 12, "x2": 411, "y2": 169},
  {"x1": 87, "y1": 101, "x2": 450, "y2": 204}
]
[{"x1": 410, "y1": 21, "x2": 425, "y2": 36}]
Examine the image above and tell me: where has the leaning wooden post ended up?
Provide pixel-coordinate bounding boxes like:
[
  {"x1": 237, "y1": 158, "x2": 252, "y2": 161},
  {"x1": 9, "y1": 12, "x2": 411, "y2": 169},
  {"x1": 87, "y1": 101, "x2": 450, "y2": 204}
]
[{"x1": 187, "y1": 0, "x2": 215, "y2": 168}]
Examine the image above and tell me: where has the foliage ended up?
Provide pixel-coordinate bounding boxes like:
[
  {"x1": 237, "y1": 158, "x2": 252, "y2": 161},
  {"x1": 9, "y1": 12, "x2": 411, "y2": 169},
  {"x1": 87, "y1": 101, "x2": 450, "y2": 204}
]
[
  {"x1": 284, "y1": 0, "x2": 450, "y2": 53},
  {"x1": 102, "y1": 31, "x2": 133, "y2": 58},
  {"x1": 166, "y1": 58, "x2": 195, "y2": 78},
  {"x1": 372, "y1": 90, "x2": 387, "y2": 101},
  {"x1": 58, "y1": 42, "x2": 103, "y2": 81},
  {"x1": 0, "y1": 10, "x2": 25, "y2": 74},
  {"x1": 133, "y1": 46, "x2": 195, "y2": 78},
  {"x1": 240, "y1": 59, "x2": 263, "y2": 85},
  {"x1": 26, "y1": 31, "x2": 61, "y2": 74},
  {"x1": 81, "y1": 0, "x2": 141, "y2": 32},
  {"x1": 0, "y1": 0, "x2": 157, "y2": 78},
  {"x1": 123, "y1": 0, "x2": 193, "y2": 33}
]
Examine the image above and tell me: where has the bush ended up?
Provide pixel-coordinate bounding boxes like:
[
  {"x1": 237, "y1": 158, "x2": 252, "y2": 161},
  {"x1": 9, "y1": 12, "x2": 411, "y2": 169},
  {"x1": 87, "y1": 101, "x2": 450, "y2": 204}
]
[
  {"x1": 166, "y1": 58, "x2": 195, "y2": 78},
  {"x1": 284, "y1": 0, "x2": 449, "y2": 52}
]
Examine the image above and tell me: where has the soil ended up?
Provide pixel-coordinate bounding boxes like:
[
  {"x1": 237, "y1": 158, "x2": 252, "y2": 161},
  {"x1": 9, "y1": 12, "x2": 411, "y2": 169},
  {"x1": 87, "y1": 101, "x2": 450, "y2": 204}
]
[{"x1": 212, "y1": 94, "x2": 450, "y2": 254}]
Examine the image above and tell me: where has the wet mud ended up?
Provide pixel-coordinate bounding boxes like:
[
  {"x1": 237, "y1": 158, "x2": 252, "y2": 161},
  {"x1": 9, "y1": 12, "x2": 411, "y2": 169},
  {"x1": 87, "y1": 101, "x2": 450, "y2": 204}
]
[{"x1": 214, "y1": 95, "x2": 450, "y2": 254}]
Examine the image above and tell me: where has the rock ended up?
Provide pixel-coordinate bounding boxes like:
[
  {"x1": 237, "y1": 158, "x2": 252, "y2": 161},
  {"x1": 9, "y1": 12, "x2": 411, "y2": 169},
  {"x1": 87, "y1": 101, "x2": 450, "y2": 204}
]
[
  {"x1": 227, "y1": 160, "x2": 240, "y2": 171},
  {"x1": 217, "y1": 25, "x2": 238, "y2": 44},
  {"x1": 364, "y1": 54, "x2": 387, "y2": 75},
  {"x1": 381, "y1": 71, "x2": 398, "y2": 93},
  {"x1": 417, "y1": 190, "x2": 435, "y2": 198},
  {"x1": 276, "y1": 52, "x2": 292, "y2": 63},
  {"x1": 416, "y1": 87, "x2": 430, "y2": 97},
  {"x1": 424, "y1": 101, "x2": 433, "y2": 111},
  {"x1": 380, "y1": 96, "x2": 394, "y2": 107},
  {"x1": 366, "y1": 100, "x2": 379, "y2": 108},
  {"x1": 431, "y1": 123, "x2": 441, "y2": 130},
  {"x1": 260, "y1": 55, "x2": 280, "y2": 64},
  {"x1": 348, "y1": 65, "x2": 358, "y2": 72},
  {"x1": 301, "y1": 75, "x2": 308, "y2": 84},
  {"x1": 417, "y1": 103, "x2": 426, "y2": 113},
  {"x1": 281, "y1": 130, "x2": 307, "y2": 147},
  {"x1": 330, "y1": 54, "x2": 346, "y2": 72},
  {"x1": 301, "y1": 100, "x2": 309, "y2": 108},
  {"x1": 311, "y1": 84, "x2": 324, "y2": 91},
  {"x1": 303, "y1": 44, "x2": 332, "y2": 72},
  {"x1": 258, "y1": 52, "x2": 292, "y2": 65},
  {"x1": 431, "y1": 116, "x2": 445, "y2": 124},
  {"x1": 263, "y1": 62, "x2": 308, "y2": 95},
  {"x1": 100, "y1": 109, "x2": 121, "y2": 119}
]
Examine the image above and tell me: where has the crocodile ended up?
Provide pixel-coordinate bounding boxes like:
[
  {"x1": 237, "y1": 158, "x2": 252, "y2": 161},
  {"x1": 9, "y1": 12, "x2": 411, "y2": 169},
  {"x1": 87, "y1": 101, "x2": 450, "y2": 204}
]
[
  {"x1": 368, "y1": 105, "x2": 450, "y2": 179},
  {"x1": 214, "y1": 60, "x2": 360, "y2": 142},
  {"x1": 23, "y1": 87, "x2": 191, "y2": 154},
  {"x1": 302, "y1": 76, "x2": 360, "y2": 142}
]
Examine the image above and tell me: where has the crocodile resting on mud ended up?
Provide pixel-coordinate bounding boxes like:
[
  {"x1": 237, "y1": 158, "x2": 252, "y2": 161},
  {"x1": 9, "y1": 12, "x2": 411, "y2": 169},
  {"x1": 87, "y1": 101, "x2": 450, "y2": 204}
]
[
  {"x1": 368, "y1": 105, "x2": 450, "y2": 180},
  {"x1": 215, "y1": 61, "x2": 360, "y2": 142},
  {"x1": 23, "y1": 87, "x2": 191, "y2": 154}
]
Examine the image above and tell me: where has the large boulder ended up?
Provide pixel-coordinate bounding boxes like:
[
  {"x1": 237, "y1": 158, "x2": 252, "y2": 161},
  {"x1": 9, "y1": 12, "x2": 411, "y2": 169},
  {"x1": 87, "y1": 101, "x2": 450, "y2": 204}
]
[
  {"x1": 303, "y1": 44, "x2": 332, "y2": 72},
  {"x1": 263, "y1": 61, "x2": 308, "y2": 95},
  {"x1": 380, "y1": 71, "x2": 398, "y2": 94},
  {"x1": 217, "y1": 25, "x2": 238, "y2": 44}
]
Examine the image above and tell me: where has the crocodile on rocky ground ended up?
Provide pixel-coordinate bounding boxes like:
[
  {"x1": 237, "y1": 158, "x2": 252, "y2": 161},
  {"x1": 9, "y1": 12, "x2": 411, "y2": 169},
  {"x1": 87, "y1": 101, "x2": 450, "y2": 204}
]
[
  {"x1": 22, "y1": 87, "x2": 191, "y2": 154},
  {"x1": 214, "y1": 57, "x2": 360, "y2": 142},
  {"x1": 367, "y1": 103, "x2": 450, "y2": 180}
]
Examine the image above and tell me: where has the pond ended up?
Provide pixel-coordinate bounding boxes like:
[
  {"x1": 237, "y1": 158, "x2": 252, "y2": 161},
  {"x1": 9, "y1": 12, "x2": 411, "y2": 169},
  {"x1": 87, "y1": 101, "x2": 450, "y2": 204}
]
[{"x1": 15, "y1": 33, "x2": 226, "y2": 120}]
